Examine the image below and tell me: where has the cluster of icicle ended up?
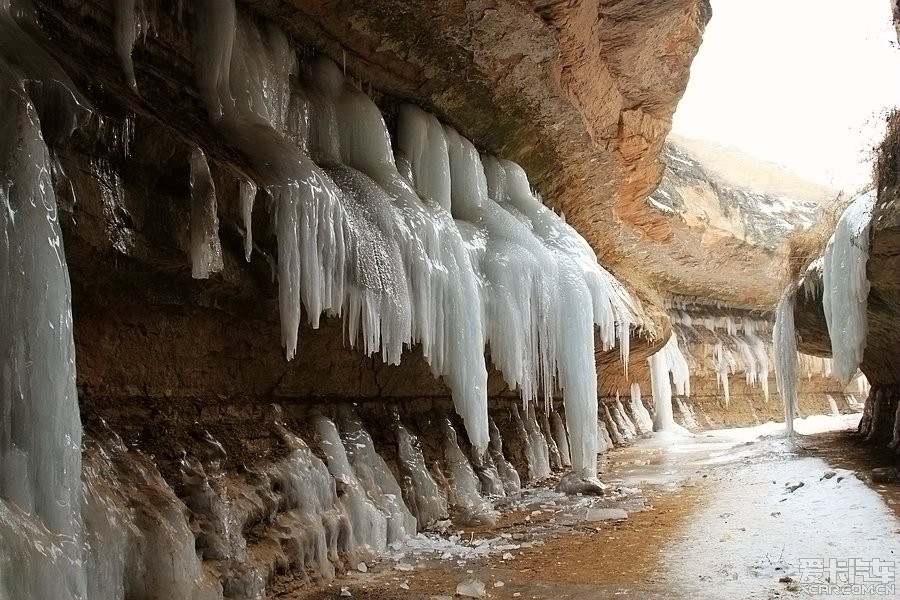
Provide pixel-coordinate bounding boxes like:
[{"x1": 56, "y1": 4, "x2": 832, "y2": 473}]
[
  {"x1": 670, "y1": 310, "x2": 771, "y2": 406},
  {"x1": 773, "y1": 190, "x2": 876, "y2": 434},
  {"x1": 0, "y1": 2, "x2": 93, "y2": 596},
  {"x1": 183, "y1": 3, "x2": 636, "y2": 477}
]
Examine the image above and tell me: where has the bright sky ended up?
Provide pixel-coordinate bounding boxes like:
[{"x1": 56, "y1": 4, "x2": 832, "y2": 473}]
[{"x1": 672, "y1": 0, "x2": 900, "y2": 193}]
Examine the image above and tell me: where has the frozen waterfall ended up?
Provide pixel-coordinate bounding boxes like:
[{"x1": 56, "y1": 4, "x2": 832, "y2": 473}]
[{"x1": 188, "y1": 4, "x2": 638, "y2": 472}]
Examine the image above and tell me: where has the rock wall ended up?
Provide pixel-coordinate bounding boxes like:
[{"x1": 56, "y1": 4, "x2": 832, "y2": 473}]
[{"x1": 794, "y1": 111, "x2": 900, "y2": 451}]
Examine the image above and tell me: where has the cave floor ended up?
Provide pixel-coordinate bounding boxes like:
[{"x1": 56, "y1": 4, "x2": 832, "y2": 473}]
[{"x1": 284, "y1": 414, "x2": 900, "y2": 600}]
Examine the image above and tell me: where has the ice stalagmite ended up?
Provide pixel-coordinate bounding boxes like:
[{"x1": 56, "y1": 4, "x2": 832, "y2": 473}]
[
  {"x1": 774, "y1": 291, "x2": 799, "y2": 435},
  {"x1": 822, "y1": 191, "x2": 876, "y2": 383},
  {"x1": 649, "y1": 335, "x2": 691, "y2": 433},
  {"x1": 0, "y1": 71, "x2": 85, "y2": 599},
  {"x1": 630, "y1": 383, "x2": 654, "y2": 434}
]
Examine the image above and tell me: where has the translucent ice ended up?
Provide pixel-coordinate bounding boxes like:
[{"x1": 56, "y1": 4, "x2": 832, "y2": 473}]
[
  {"x1": 0, "y1": 70, "x2": 84, "y2": 599},
  {"x1": 774, "y1": 291, "x2": 799, "y2": 435},
  {"x1": 189, "y1": 147, "x2": 224, "y2": 279}
]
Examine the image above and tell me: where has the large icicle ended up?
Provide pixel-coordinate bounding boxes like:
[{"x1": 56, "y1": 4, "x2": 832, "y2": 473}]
[
  {"x1": 822, "y1": 191, "x2": 876, "y2": 383},
  {"x1": 189, "y1": 147, "x2": 224, "y2": 279},
  {"x1": 0, "y1": 73, "x2": 85, "y2": 599},
  {"x1": 774, "y1": 291, "x2": 799, "y2": 435}
]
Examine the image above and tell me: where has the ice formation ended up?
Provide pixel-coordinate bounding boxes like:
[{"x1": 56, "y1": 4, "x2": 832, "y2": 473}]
[
  {"x1": 648, "y1": 334, "x2": 691, "y2": 432},
  {"x1": 0, "y1": 0, "x2": 648, "y2": 594},
  {"x1": 773, "y1": 291, "x2": 799, "y2": 435},
  {"x1": 185, "y1": 4, "x2": 636, "y2": 472},
  {"x1": 189, "y1": 147, "x2": 224, "y2": 279},
  {"x1": 669, "y1": 308, "x2": 772, "y2": 403},
  {"x1": 0, "y1": 51, "x2": 87, "y2": 598},
  {"x1": 822, "y1": 191, "x2": 876, "y2": 383},
  {"x1": 629, "y1": 383, "x2": 654, "y2": 434}
]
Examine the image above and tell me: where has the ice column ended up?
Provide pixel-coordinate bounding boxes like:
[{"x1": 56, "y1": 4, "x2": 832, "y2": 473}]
[
  {"x1": 0, "y1": 76, "x2": 85, "y2": 599},
  {"x1": 773, "y1": 291, "x2": 798, "y2": 435},
  {"x1": 648, "y1": 335, "x2": 691, "y2": 433}
]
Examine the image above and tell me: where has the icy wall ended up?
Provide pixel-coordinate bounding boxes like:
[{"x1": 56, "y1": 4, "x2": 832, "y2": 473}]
[
  {"x1": 181, "y1": 4, "x2": 638, "y2": 477},
  {"x1": 0, "y1": 0, "x2": 656, "y2": 596}
]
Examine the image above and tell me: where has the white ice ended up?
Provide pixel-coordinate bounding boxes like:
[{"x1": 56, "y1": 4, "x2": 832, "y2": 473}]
[{"x1": 822, "y1": 191, "x2": 876, "y2": 383}]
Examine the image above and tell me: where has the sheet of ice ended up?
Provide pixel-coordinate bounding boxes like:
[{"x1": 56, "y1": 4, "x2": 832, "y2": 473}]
[
  {"x1": 822, "y1": 191, "x2": 876, "y2": 383},
  {"x1": 82, "y1": 437, "x2": 222, "y2": 600}
]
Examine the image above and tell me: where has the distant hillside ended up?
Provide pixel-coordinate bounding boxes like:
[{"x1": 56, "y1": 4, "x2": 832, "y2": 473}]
[
  {"x1": 649, "y1": 136, "x2": 837, "y2": 249},
  {"x1": 668, "y1": 135, "x2": 839, "y2": 205}
]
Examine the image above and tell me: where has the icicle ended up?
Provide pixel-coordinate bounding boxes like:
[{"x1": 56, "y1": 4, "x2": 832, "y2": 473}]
[
  {"x1": 189, "y1": 147, "x2": 224, "y2": 279},
  {"x1": 397, "y1": 103, "x2": 451, "y2": 210},
  {"x1": 822, "y1": 191, "x2": 876, "y2": 383},
  {"x1": 194, "y1": 0, "x2": 236, "y2": 120},
  {"x1": 114, "y1": 0, "x2": 141, "y2": 92},
  {"x1": 239, "y1": 180, "x2": 257, "y2": 261},
  {"x1": 774, "y1": 291, "x2": 798, "y2": 436},
  {"x1": 0, "y1": 75, "x2": 85, "y2": 599},
  {"x1": 714, "y1": 342, "x2": 731, "y2": 406}
]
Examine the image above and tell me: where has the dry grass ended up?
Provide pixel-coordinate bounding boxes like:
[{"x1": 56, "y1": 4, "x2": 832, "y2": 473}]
[
  {"x1": 782, "y1": 191, "x2": 852, "y2": 283},
  {"x1": 874, "y1": 109, "x2": 900, "y2": 197},
  {"x1": 782, "y1": 109, "x2": 900, "y2": 284}
]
